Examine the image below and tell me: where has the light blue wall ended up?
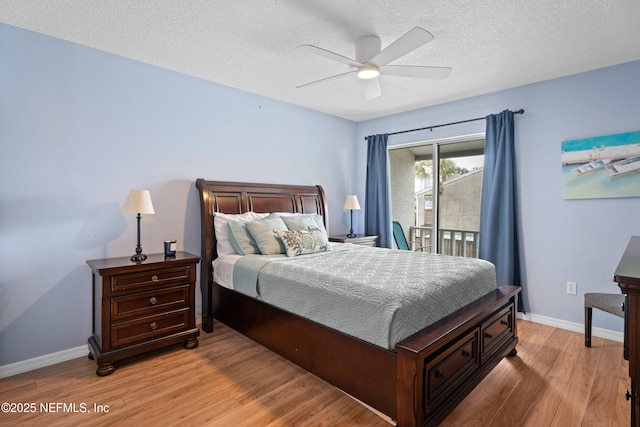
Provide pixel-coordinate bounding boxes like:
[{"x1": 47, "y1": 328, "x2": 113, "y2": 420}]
[
  {"x1": 357, "y1": 60, "x2": 640, "y2": 332},
  {"x1": 0, "y1": 24, "x2": 358, "y2": 366}
]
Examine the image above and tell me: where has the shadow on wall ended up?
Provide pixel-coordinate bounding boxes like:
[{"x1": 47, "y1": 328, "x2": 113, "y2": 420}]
[
  {"x1": 152, "y1": 178, "x2": 203, "y2": 316},
  {"x1": 75, "y1": 202, "x2": 127, "y2": 258}
]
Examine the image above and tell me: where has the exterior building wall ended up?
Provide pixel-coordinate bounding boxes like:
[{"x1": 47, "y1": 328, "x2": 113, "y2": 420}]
[{"x1": 439, "y1": 170, "x2": 483, "y2": 231}]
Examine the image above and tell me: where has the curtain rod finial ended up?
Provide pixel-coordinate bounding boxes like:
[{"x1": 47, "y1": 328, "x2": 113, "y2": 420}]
[{"x1": 514, "y1": 108, "x2": 525, "y2": 114}]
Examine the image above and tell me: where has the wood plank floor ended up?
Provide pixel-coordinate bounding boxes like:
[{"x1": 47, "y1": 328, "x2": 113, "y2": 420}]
[{"x1": 0, "y1": 319, "x2": 630, "y2": 426}]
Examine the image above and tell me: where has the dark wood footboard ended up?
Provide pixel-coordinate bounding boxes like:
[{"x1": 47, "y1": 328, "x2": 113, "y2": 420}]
[
  {"x1": 396, "y1": 285, "x2": 519, "y2": 426},
  {"x1": 211, "y1": 281, "x2": 518, "y2": 426}
]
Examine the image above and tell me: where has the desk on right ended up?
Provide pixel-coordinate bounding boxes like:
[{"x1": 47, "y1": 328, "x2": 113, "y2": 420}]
[{"x1": 615, "y1": 236, "x2": 640, "y2": 426}]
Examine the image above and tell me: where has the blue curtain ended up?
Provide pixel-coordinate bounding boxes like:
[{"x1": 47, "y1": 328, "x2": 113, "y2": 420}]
[
  {"x1": 365, "y1": 134, "x2": 393, "y2": 248},
  {"x1": 479, "y1": 110, "x2": 524, "y2": 312}
]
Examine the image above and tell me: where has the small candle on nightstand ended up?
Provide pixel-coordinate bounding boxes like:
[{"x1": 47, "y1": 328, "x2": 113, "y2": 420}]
[{"x1": 164, "y1": 240, "x2": 177, "y2": 256}]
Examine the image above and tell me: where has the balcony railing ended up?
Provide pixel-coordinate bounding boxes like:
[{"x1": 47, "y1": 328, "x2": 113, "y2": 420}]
[{"x1": 409, "y1": 226, "x2": 479, "y2": 258}]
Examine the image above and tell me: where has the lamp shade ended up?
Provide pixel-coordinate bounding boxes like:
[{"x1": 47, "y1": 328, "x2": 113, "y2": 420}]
[
  {"x1": 122, "y1": 190, "x2": 155, "y2": 214},
  {"x1": 343, "y1": 195, "x2": 361, "y2": 210}
]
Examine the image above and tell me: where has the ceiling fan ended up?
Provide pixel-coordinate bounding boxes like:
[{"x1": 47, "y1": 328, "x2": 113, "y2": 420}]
[{"x1": 297, "y1": 27, "x2": 452, "y2": 100}]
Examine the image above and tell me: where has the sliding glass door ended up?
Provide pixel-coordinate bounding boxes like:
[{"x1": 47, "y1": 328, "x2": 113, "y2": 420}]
[{"x1": 390, "y1": 137, "x2": 484, "y2": 257}]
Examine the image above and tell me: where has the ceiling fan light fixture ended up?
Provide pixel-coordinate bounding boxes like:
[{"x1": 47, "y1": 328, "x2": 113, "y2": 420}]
[
  {"x1": 298, "y1": 27, "x2": 450, "y2": 99},
  {"x1": 357, "y1": 64, "x2": 380, "y2": 80}
]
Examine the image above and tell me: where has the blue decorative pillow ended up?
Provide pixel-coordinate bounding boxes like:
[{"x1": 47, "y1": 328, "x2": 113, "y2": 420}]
[
  {"x1": 245, "y1": 215, "x2": 288, "y2": 255},
  {"x1": 281, "y1": 214, "x2": 327, "y2": 234},
  {"x1": 275, "y1": 228, "x2": 330, "y2": 257},
  {"x1": 227, "y1": 219, "x2": 261, "y2": 255}
]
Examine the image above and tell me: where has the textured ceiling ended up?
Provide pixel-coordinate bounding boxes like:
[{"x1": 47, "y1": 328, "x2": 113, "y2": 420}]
[{"x1": 2, "y1": 0, "x2": 639, "y2": 122}]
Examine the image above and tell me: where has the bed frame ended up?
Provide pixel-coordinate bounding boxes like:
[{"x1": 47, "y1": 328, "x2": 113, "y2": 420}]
[{"x1": 196, "y1": 179, "x2": 519, "y2": 426}]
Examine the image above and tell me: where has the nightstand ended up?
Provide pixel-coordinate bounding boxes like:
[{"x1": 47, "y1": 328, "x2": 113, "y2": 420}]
[
  {"x1": 86, "y1": 252, "x2": 200, "y2": 376},
  {"x1": 329, "y1": 235, "x2": 379, "y2": 247}
]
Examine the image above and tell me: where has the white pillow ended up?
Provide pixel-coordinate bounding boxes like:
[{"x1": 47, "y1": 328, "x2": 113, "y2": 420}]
[{"x1": 213, "y1": 212, "x2": 268, "y2": 255}]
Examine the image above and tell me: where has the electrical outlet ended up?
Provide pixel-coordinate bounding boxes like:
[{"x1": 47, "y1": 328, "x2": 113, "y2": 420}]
[{"x1": 566, "y1": 281, "x2": 577, "y2": 295}]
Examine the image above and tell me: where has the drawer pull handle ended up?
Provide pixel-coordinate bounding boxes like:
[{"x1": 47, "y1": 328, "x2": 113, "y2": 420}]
[
  {"x1": 149, "y1": 297, "x2": 158, "y2": 305},
  {"x1": 435, "y1": 370, "x2": 445, "y2": 379},
  {"x1": 461, "y1": 350, "x2": 470, "y2": 357},
  {"x1": 150, "y1": 322, "x2": 158, "y2": 330},
  {"x1": 485, "y1": 332, "x2": 493, "y2": 339},
  {"x1": 151, "y1": 275, "x2": 159, "y2": 282},
  {"x1": 500, "y1": 320, "x2": 509, "y2": 326}
]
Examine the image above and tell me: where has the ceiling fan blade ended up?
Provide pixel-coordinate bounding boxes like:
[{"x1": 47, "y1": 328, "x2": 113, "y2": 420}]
[
  {"x1": 296, "y1": 71, "x2": 356, "y2": 89},
  {"x1": 297, "y1": 44, "x2": 362, "y2": 68},
  {"x1": 362, "y1": 77, "x2": 382, "y2": 99},
  {"x1": 370, "y1": 27, "x2": 434, "y2": 67},
  {"x1": 382, "y1": 65, "x2": 452, "y2": 80}
]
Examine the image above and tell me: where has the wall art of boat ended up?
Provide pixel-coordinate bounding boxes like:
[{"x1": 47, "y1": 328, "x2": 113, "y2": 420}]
[
  {"x1": 573, "y1": 158, "x2": 611, "y2": 176},
  {"x1": 605, "y1": 155, "x2": 640, "y2": 177}
]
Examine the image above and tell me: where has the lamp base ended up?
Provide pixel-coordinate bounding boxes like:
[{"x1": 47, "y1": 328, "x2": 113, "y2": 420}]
[
  {"x1": 130, "y1": 252, "x2": 147, "y2": 262},
  {"x1": 347, "y1": 210, "x2": 357, "y2": 239},
  {"x1": 131, "y1": 215, "x2": 146, "y2": 262}
]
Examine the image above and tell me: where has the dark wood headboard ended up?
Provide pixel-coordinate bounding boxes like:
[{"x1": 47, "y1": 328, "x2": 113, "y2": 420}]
[{"x1": 195, "y1": 179, "x2": 327, "y2": 332}]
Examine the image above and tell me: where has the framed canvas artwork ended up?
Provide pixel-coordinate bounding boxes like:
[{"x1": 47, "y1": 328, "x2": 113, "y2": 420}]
[{"x1": 561, "y1": 130, "x2": 640, "y2": 199}]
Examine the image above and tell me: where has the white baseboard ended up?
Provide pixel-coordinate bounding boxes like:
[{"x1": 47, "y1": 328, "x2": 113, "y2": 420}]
[
  {"x1": 517, "y1": 312, "x2": 624, "y2": 343},
  {"x1": 0, "y1": 345, "x2": 88, "y2": 379},
  {"x1": 0, "y1": 314, "x2": 623, "y2": 379}
]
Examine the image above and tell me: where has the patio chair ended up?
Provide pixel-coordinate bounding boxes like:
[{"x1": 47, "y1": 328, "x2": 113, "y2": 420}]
[{"x1": 392, "y1": 221, "x2": 429, "y2": 252}]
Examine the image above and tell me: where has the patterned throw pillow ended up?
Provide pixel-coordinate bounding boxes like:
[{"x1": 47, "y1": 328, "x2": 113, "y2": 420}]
[{"x1": 275, "y1": 228, "x2": 330, "y2": 257}]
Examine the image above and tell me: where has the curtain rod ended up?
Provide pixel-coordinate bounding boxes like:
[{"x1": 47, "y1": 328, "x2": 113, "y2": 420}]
[{"x1": 364, "y1": 108, "x2": 525, "y2": 140}]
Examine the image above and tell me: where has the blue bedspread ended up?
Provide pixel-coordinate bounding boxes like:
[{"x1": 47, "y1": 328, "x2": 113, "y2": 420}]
[{"x1": 233, "y1": 244, "x2": 496, "y2": 350}]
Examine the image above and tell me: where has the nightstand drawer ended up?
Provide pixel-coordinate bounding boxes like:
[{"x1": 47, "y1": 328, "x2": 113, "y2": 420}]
[
  {"x1": 112, "y1": 285, "x2": 190, "y2": 321},
  {"x1": 112, "y1": 309, "x2": 190, "y2": 348},
  {"x1": 111, "y1": 266, "x2": 192, "y2": 294}
]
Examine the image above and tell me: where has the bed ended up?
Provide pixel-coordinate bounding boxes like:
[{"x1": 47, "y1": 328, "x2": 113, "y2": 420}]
[{"x1": 196, "y1": 179, "x2": 519, "y2": 427}]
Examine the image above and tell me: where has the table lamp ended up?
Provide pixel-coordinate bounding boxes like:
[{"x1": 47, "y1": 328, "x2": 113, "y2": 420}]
[
  {"x1": 343, "y1": 195, "x2": 361, "y2": 238},
  {"x1": 122, "y1": 190, "x2": 155, "y2": 261}
]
